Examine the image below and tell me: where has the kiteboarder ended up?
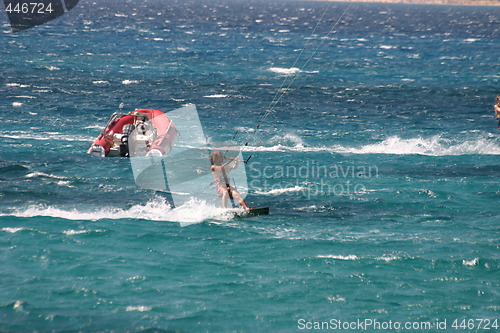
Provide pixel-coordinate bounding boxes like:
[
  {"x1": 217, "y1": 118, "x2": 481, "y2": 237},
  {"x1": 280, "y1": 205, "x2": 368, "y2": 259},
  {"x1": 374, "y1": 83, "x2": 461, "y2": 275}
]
[
  {"x1": 210, "y1": 150, "x2": 250, "y2": 209},
  {"x1": 495, "y1": 94, "x2": 500, "y2": 130}
]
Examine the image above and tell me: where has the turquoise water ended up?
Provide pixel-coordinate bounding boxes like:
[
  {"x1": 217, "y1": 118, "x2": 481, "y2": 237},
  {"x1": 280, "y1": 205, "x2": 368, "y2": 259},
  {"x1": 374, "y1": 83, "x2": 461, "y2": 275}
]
[{"x1": 1, "y1": 0, "x2": 499, "y2": 331}]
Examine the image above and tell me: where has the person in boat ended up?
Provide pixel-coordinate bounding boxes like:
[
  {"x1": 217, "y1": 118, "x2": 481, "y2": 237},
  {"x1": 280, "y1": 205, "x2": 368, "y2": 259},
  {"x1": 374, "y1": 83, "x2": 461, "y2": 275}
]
[
  {"x1": 210, "y1": 150, "x2": 250, "y2": 210},
  {"x1": 495, "y1": 95, "x2": 500, "y2": 130}
]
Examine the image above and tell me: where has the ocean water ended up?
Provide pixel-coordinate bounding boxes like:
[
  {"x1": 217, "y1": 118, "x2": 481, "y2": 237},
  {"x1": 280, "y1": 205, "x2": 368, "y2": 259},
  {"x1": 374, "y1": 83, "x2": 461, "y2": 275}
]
[{"x1": 1, "y1": 0, "x2": 499, "y2": 331}]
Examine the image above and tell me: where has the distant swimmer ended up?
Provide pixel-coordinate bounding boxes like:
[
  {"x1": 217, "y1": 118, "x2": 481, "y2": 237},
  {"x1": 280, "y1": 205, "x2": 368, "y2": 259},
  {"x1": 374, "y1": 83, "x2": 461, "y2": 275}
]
[
  {"x1": 495, "y1": 94, "x2": 500, "y2": 131},
  {"x1": 210, "y1": 150, "x2": 250, "y2": 209}
]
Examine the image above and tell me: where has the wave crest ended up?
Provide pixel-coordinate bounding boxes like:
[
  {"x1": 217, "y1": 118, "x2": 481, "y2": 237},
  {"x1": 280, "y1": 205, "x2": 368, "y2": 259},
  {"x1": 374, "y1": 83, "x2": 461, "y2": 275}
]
[
  {"x1": 337, "y1": 135, "x2": 500, "y2": 156},
  {"x1": 243, "y1": 135, "x2": 500, "y2": 156},
  {"x1": 4, "y1": 197, "x2": 235, "y2": 225},
  {"x1": 269, "y1": 67, "x2": 301, "y2": 75}
]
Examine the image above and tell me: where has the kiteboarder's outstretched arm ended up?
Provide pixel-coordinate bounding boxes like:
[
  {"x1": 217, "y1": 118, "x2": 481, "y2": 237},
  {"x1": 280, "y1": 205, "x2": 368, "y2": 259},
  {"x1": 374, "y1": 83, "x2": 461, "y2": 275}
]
[{"x1": 222, "y1": 158, "x2": 238, "y2": 171}]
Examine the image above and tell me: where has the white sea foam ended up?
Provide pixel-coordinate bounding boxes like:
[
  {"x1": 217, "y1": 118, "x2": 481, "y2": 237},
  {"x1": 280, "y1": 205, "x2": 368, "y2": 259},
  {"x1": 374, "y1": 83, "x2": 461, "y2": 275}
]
[
  {"x1": 122, "y1": 79, "x2": 140, "y2": 85},
  {"x1": 58, "y1": 181, "x2": 74, "y2": 188},
  {"x1": 234, "y1": 126, "x2": 255, "y2": 133},
  {"x1": 63, "y1": 230, "x2": 87, "y2": 236},
  {"x1": 432, "y1": 277, "x2": 468, "y2": 282},
  {"x1": 375, "y1": 255, "x2": 401, "y2": 262},
  {"x1": 203, "y1": 94, "x2": 228, "y2": 98},
  {"x1": 337, "y1": 135, "x2": 500, "y2": 156},
  {"x1": 63, "y1": 229, "x2": 105, "y2": 236},
  {"x1": 6, "y1": 83, "x2": 29, "y2": 88},
  {"x1": 2, "y1": 227, "x2": 24, "y2": 233},
  {"x1": 463, "y1": 258, "x2": 479, "y2": 266},
  {"x1": 318, "y1": 254, "x2": 402, "y2": 262},
  {"x1": 294, "y1": 205, "x2": 322, "y2": 212},
  {"x1": 126, "y1": 306, "x2": 152, "y2": 312},
  {"x1": 7, "y1": 197, "x2": 235, "y2": 225},
  {"x1": 317, "y1": 254, "x2": 359, "y2": 260},
  {"x1": 14, "y1": 95, "x2": 35, "y2": 99},
  {"x1": 241, "y1": 135, "x2": 500, "y2": 156},
  {"x1": 92, "y1": 80, "x2": 110, "y2": 85},
  {"x1": 327, "y1": 296, "x2": 346, "y2": 302},
  {"x1": 269, "y1": 67, "x2": 301, "y2": 75},
  {"x1": 84, "y1": 125, "x2": 104, "y2": 130},
  {"x1": 13, "y1": 301, "x2": 24, "y2": 310},
  {"x1": 265, "y1": 133, "x2": 304, "y2": 149},
  {"x1": 25, "y1": 172, "x2": 68, "y2": 180}
]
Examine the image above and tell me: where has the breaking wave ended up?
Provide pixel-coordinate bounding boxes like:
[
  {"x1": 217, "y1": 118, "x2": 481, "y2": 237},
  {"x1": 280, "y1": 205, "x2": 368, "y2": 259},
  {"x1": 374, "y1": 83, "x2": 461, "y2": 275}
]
[
  {"x1": 2, "y1": 227, "x2": 25, "y2": 233},
  {"x1": 2, "y1": 197, "x2": 236, "y2": 225},
  {"x1": 335, "y1": 135, "x2": 500, "y2": 156},
  {"x1": 269, "y1": 67, "x2": 301, "y2": 75},
  {"x1": 243, "y1": 135, "x2": 500, "y2": 156},
  {"x1": 121, "y1": 79, "x2": 140, "y2": 85},
  {"x1": 25, "y1": 171, "x2": 68, "y2": 180},
  {"x1": 203, "y1": 94, "x2": 228, "y2": 98}
]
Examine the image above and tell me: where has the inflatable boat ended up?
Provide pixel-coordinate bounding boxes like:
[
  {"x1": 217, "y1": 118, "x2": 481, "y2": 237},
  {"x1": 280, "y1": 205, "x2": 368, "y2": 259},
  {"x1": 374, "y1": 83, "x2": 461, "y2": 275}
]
[{"x1": 87, "y1": 109, "x2": 178, "y2": 157}]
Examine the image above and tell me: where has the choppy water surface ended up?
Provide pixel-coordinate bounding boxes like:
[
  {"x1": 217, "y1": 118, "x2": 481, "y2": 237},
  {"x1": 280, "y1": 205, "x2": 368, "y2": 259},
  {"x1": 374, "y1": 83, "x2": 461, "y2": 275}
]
[{"x1": 0, "y1": 0, "x2": 499, "y2": 331}]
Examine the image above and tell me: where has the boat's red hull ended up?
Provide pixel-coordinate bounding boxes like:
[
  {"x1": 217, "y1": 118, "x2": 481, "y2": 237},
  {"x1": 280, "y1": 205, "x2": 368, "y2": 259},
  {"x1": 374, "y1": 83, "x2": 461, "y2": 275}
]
[{"x1": 87, "y1": 109, "x2": 177, "y2": 157}]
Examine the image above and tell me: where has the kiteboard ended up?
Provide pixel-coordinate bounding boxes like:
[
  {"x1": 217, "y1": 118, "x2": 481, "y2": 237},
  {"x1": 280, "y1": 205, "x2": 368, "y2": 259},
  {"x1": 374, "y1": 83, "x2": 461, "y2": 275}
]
[{"x1": 233, "y1": 207, "x2": 269, "y2": 218}]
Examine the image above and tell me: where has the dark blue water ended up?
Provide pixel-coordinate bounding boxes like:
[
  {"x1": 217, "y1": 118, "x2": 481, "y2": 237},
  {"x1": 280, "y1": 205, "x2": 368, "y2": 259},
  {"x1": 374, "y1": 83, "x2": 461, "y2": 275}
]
[{"x1": 1, "y1": 0, "x2": 499, "y2": 331}]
